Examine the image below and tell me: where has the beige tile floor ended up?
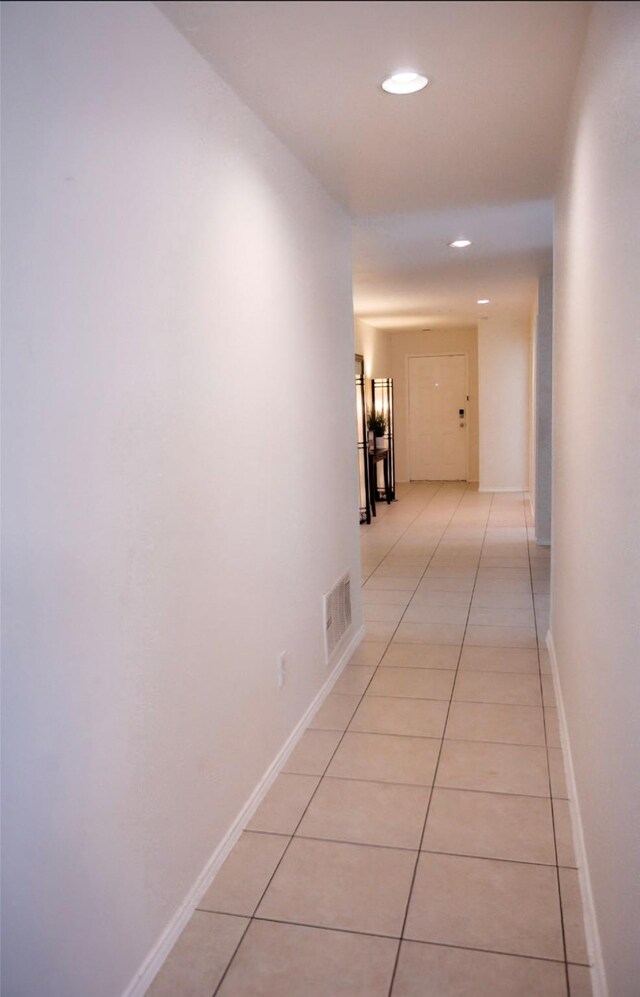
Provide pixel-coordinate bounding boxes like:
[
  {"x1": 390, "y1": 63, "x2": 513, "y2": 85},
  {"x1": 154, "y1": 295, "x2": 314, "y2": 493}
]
[{"x1": 148, "y1": 482, "x2": 592, "y2": 996}]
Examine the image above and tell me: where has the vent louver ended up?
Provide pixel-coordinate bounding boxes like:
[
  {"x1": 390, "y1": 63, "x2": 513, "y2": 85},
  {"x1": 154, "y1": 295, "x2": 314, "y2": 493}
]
[{"x1": 323, "y1": 573, "x2": 352, "y2": 664}]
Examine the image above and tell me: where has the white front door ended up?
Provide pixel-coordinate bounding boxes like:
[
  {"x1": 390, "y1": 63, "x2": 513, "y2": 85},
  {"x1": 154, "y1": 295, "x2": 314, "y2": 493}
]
[{"x1": 408, "y1": 354, "x2": 468, "y2": 480}]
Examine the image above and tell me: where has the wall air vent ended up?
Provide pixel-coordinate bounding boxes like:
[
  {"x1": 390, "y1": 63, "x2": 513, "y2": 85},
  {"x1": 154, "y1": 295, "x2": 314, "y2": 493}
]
[{"x1": 323, "y1": 573, "x2": 352, "y2": 664}]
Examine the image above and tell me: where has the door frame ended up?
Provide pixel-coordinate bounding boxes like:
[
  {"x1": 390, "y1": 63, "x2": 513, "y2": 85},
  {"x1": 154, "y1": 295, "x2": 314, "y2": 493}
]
[{"x1": 406, "y1": 352, "x2": 470, "y2": 482}]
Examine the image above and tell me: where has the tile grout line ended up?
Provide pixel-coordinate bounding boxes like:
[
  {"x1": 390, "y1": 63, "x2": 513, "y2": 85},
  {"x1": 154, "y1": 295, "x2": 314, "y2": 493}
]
[
  {"x1": 360, "y1": 483, "x2": 453, "y2": 658},
  {"x1": 317, "y1": 728, "x2": 550, "y2": 749},
  {"x1": 360, "y1": 480, "x2": 441, "y2": 581},
  {"x1": 524, "y1": 492, "x2": 571, "y2": 997},
  {"x1": 386, "y1": 484, "x2": 495, "y2": 996},
  {"x1": 360, "y1": 483, "x2": 444, "y2": 572},
  {"x1": 220, "y1": 912, "x2": 578, "y2": 966},
  {"x1": 247, "y1": 780, "x2": 556, "y2": 802},
  {"x1": 388, "y1": 483, "x2": 495, "y2": 994},
  {"x1": 357, "y1": 692, "x2": 544, "y2": 707},
  {"x1": 372, "y1": 481, "x2": 475, "y2": 993},
  {"x1": 312, "y1": 482, "x2": 461, "y2": 980},
  {"x1": 198, "y1": 833, "x2": 577, "y2": 867}
]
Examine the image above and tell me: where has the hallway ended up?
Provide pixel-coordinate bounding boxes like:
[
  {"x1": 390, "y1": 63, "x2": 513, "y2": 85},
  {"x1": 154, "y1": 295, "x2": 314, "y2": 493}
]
[
  {"x1": 3, "y1": 3, "x2": 639, "y2": 993},
  {"x1": 149, "y1": 484, "x2": 590, "y2": 996}
]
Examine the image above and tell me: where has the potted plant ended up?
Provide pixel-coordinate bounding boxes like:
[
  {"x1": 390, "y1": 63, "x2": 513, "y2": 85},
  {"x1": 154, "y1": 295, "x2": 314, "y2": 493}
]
[{"x1": 367, "y1": 410, "x2": 388, "y2": 449}]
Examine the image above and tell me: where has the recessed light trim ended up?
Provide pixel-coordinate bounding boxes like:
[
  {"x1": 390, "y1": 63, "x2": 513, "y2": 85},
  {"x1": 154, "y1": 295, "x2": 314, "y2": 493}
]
[
  {"x1": 477, "y1": 298, "x2": 490, "y2": 304},
  {"x1": 382, "y1": 71, "x2": 429, "y2": 95},
  {"x1": 449, "y1": 239, "x2": 472, "y2": 249}
]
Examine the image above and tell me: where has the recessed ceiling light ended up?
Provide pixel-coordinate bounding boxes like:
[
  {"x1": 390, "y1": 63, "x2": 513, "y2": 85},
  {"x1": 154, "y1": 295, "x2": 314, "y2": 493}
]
[
  {"x1": 477, "y1": 298, "x2": 490, "y2": 304},
  {"x1": 381, "y1": 71, "x2": 429, "y2": 95},
  {"x1": 449, "y1": 239, "x2": 472, "y2": 248}
]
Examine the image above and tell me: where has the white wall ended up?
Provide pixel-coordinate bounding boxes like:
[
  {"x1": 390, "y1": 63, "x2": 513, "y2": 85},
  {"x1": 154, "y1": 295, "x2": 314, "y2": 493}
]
[
  {"x1": 354, "y1": 317, "x2": 391, "y2": 382},
  {"x1": 1, "y1": 3, "x2": 358, "y2": 996},
  {"x1": 388, "y1": 328, "x2": 479, "y2": 482},
  {"x1": 533, "y1": 276, "x2": 553, "y2": 543},
  {"x1": 478, "y1": 319, "x2": 531, "y2": 491},
  {"x1": 552, "y1": 3, "x2": 640, "y2": 994}
]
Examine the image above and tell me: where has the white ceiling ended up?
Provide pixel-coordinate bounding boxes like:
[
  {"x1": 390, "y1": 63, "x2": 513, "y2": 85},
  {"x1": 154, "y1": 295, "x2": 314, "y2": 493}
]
[
  {"x1": 156, "y1": 1, "x2": 590, "y2": 330},
  {"x1": 353, "y1": 199, "x2": 554, "y2": 328}
]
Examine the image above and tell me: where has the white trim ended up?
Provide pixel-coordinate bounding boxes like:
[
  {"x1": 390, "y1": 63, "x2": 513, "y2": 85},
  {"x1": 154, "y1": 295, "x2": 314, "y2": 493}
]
[
  {"x1": 406, "y1": 352, "x2": 470, "y2": 482},
  {"x1": 546, "y1": 631, "x2": 608, "y2": 997},
  {"x1": 478, "y1": 485, "x2": 528, "y2": 493},
  {"x1": 122, "y1": 624, "x2": 365, "y2": 997}
]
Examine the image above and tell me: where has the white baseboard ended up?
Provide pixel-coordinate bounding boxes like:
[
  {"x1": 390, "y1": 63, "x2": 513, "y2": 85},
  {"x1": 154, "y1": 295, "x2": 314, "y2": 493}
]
[
  {"x1": 478, "y1": 485, "x2": 529, "y2": 493},
  {"x1": 546, "y1": 631, "x2": 608, "y2": 997},
  {"x1": 400, "y1": 479, "x2": 478, "y2": 485},
  {"x1": 122, "y1": 624, "x2": 364, "y2": 997}
]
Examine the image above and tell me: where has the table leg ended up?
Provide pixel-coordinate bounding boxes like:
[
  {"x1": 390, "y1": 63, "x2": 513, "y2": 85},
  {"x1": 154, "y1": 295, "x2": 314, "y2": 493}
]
[{"x1": 368, "y1": 453, "x2": 377, "y2": 517}]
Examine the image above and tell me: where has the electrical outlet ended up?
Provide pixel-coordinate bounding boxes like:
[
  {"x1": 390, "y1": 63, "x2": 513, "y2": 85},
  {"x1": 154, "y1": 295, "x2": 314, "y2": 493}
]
[{"x1": 277, "y1": 652, "x2": 287, "y2": 688}]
